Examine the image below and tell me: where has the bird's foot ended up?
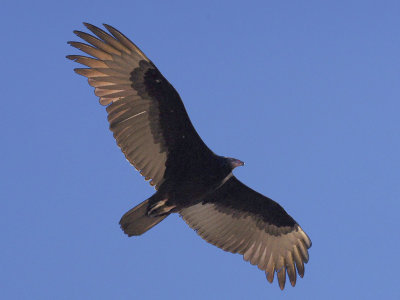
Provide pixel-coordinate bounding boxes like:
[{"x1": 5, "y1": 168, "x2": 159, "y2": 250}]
[{"x1": 147, "y1": 199, "x2": 175, "y2": 217}]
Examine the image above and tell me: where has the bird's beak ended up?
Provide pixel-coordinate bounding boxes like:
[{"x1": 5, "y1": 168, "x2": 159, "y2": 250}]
[{"x1": 232, "y1": 159, "x2": 245, "y2": 168}]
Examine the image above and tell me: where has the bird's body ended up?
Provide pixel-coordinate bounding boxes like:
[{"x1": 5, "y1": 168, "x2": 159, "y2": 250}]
[{"x1": 68, "y1": 23, "x2": 311, "y2": 290}]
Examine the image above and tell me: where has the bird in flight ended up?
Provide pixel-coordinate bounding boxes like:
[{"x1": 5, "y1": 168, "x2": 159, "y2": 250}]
[{"x1": 67, "y1": 23, "x2": 311, "y2": 290}]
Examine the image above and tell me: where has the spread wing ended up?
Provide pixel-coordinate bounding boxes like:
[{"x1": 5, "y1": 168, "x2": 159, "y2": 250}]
[
  {"x1": 67, "y1": 23, "x2": 212, "y2": 188},
  {"x1": 180, "y1": 176, "x2": 311, "y2": 290}
]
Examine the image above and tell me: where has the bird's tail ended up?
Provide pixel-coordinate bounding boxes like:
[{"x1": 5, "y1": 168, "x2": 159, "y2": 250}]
[{"x1": 119, "y1": 199, "x2": 169, "y2": 236}]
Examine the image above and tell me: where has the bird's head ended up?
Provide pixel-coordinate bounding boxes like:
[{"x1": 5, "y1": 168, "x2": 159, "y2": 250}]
[{"x1": 226, "y1": 157, "x2": 245, "y2": 170}]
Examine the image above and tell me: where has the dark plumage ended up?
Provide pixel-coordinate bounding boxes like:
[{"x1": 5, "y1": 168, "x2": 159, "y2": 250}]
[{"x1": 67, "y1": 23, "x2": 312, "y2": 290}]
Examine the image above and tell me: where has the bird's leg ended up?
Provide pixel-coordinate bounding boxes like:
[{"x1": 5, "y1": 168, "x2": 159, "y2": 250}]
[{"x1": 147, "y1": 199, "x2": 176, "y2": 217}]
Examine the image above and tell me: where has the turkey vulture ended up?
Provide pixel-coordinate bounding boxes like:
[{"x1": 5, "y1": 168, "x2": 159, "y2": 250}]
[{"x1": 67, "y1": 23, "x2": 311, "y2": 290}]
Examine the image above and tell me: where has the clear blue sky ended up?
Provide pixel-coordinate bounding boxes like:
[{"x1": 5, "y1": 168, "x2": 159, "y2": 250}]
[{"x1": 1, "y1": 1, "x2": 399, "y2": 299}]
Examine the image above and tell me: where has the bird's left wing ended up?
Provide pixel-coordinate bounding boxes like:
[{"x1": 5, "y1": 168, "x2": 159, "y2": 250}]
[
  {"x1": 67, "y1": 23, "x2": 213, "y2": 189},
  {"x1": 179, "y1": 176, "x2": 311, "y2": 289}
]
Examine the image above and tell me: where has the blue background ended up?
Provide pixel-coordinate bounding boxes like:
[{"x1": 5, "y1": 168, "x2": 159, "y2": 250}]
[{"x1": 2, "y1": 1, "x2": 399, "y2": 299}]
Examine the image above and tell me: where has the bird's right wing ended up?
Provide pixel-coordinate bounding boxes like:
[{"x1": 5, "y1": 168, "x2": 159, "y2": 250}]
[
  {"x1": 67, "y1": 23, "x2": 212, "y2": 189},
  {"x1": 179, "y1": 176, "x2": 311, "y2": 289}
]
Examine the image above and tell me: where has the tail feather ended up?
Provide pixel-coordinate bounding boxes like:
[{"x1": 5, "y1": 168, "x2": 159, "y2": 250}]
[{"x1": 119, "y1": 199, "x2": 169, "y2": 236}]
